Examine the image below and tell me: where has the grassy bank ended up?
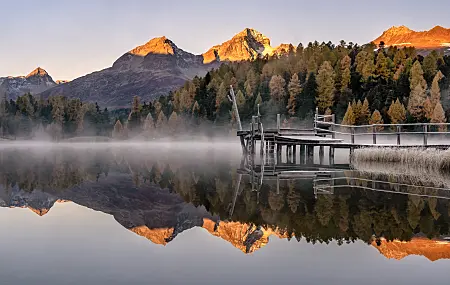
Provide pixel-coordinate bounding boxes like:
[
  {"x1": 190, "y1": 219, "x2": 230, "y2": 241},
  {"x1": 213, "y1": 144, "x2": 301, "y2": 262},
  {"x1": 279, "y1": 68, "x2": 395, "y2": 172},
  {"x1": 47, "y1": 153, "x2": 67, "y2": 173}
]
[{"x1": 352, "y1": 147, "x2": 450, "y2": 187}]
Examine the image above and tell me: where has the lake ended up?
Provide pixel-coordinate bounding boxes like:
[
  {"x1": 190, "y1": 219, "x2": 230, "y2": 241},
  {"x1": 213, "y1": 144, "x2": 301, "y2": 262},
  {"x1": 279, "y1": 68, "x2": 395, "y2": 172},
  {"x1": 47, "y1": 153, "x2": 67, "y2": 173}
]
[{"x1": 0, "y1": 142, "x2": 450, "y2": 285}]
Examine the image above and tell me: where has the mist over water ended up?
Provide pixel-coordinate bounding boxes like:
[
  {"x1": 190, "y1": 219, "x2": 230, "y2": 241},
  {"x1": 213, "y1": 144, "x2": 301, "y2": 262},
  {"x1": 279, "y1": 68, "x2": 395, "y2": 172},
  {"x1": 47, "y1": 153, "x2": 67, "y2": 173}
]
[{"x1": 1, "y1": 141, "x2": 450, "y2": 284}]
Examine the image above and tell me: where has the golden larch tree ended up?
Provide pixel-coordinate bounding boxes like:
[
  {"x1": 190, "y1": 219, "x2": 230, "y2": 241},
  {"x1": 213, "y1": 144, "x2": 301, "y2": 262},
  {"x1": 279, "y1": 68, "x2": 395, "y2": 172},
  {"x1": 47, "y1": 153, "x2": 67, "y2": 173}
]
[{"x1": 316, "y1": 61, "x2": 335, "y2": 113}]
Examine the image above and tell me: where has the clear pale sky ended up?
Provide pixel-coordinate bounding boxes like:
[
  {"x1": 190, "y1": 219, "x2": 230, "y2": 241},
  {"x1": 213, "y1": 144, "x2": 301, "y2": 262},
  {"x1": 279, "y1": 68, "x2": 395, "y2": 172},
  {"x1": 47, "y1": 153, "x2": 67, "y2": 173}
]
[{"x1": 1, "y1": 0, "x2": 449, "y2": 80}]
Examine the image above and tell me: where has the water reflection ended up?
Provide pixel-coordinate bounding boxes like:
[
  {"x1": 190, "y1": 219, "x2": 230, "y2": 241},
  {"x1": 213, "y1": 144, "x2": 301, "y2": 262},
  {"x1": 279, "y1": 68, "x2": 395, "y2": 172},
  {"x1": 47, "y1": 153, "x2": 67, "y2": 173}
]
[{"x1": 1, "y1": 144, "x2": 450, "y2": 261}]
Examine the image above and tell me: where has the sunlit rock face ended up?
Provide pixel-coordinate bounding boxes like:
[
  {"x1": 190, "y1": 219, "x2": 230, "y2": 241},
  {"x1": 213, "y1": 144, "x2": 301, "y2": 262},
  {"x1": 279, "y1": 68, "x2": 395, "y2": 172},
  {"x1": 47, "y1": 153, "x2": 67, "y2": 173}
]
[
  {"x1": 130, "y1": 226, "x2": 174, "y2": 245},
  {"x1": 373, "y1": 25, "x2": 450, "y2": 48},
  {"x1": 372, "y1": 237, "x2": 450, "y2": 261},
  {"x1": 0, "y1": 67, "x2": 56, "y2": 99},
  {"x1": 203, "y1": 28, "x2": 275, "y2": 64}
]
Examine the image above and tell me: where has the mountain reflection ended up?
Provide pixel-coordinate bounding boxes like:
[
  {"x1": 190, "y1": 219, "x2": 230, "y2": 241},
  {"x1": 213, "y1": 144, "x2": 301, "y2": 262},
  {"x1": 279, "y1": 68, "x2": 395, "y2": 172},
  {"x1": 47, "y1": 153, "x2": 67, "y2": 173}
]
[{"x1": 1, "y1": 145, "x2": 450, "y2": 259}]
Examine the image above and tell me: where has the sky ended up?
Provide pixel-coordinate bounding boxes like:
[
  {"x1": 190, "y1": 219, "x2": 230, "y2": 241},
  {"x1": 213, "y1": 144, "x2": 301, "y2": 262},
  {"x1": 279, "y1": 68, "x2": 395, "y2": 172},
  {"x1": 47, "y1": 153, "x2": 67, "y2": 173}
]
[{"x1": 1, "y1": 0, "x2": 449, "y2": 80}]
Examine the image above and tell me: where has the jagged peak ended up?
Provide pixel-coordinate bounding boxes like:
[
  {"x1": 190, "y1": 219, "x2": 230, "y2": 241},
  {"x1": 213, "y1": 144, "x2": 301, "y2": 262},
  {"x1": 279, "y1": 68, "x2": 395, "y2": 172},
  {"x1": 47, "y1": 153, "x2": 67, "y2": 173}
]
[
  {"x1": 235, "y1": 28, "x2": 266, "y2": 38},
  {"x1": 28, "y1": 207, "x2": 50, "y2": 216},
  {"x1": 129, "y1": 36, "x2": 178, "y2": 56},
  {"x1": 26, "y1": 67, "x2": 49, "y2": 78},
  {"x1": 384, "y1": 25, "x2": 413, "y2": 34}
]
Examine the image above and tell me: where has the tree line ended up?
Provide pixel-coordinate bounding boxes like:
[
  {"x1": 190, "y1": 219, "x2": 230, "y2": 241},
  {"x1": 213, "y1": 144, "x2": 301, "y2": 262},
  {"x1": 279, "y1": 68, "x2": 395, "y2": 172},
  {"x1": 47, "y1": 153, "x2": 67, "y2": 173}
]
[
  {"x1": 3, "y1": 41, "x2": 450, "y2": 140},
  {"x1": 150, "y1": 41, "x2": 450, "y2": 130}
]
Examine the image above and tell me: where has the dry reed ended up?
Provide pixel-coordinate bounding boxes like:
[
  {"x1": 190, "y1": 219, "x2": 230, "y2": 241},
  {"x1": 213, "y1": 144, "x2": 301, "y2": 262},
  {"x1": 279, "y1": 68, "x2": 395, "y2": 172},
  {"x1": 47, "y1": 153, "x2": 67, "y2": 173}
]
[{"x1": 352, "y1": 147, "x2": 450, "y2": 187}]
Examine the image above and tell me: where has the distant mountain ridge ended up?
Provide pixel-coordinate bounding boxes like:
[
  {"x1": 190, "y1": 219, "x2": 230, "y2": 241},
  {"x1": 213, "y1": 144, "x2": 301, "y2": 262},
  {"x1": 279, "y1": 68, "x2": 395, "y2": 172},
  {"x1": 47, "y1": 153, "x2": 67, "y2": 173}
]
[
  {"x1": 38, "y1": 28, "x2": 294, "y2": 107},
  {"x1": 0, "y1": 67, "x2": 56, "y2": 99},
  {"x1": 373, "y1": 25, "x2": 450, "y2": 48},
  {"x1": 4, "y1": 26, "x2": 449, "y2": 106}
]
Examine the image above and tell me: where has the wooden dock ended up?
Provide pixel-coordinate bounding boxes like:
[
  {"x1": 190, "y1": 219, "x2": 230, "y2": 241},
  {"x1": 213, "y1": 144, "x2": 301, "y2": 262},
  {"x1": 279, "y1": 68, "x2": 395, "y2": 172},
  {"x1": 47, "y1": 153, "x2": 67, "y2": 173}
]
[{"x1": 236, "y1": 109, "x2": 450, "y2": 164}]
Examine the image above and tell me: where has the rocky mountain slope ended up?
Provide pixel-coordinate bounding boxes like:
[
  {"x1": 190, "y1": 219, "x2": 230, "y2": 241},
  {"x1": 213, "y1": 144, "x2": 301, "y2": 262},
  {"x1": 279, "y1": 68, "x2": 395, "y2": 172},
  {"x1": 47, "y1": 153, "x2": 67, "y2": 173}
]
[
  {"x1": 0, "y1": 67, "x2": 56, "y2": 99},
  {"x1": 202, "y1": 28, "x2": 293, "y2": 64},
  {"x1": 40, "y1": 36, "x2": 210, "y2": 107},
  {"x1": 39, "y1": 28, "x2": 294, "y2": 107},
  {"x1": 372, "y1": 237, "x2": 450, "y2": 261},
  {"x1": 373, "y1": 25, "x2": 450, "y2": 48}
]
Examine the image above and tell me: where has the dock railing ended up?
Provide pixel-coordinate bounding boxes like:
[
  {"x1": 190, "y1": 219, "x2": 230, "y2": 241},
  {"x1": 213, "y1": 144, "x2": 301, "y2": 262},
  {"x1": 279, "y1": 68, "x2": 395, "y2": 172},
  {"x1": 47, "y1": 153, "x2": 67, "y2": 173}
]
[{"x1": 314, "y1": 110, "x2": 450, "y2": 146}]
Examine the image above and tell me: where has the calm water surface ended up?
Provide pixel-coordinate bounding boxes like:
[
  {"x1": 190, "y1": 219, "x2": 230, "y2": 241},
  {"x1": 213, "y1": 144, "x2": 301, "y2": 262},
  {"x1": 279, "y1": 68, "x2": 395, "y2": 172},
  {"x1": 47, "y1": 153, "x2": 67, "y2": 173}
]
[{"x1": 0, "y1": 142, "x2": 450, "y2": 285}]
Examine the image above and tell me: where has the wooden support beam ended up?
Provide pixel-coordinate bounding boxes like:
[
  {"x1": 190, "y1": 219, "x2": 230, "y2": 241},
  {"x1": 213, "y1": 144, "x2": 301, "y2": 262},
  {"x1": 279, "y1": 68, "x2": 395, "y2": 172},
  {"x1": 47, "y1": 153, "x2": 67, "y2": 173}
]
[
  {"x1": 423, "y1": 125, "x2": 428, "y2": 146},
  {"x1": 293, "y1": 145, "x2": 297, "y2": 164},
  {"x1": 319, "y1": 146, "x2": 324, "y2": 165},
  {"x1": 329, "y1": 146, "x2": 335, "y2": 166},
  {"x1": 307, "y1": 145, "x2": 314, "y2": 164},
  {"x1": 300, "y1": 144, "x2": 305, "y2": 164},
  {"x1": 372, "y1": 126, "x2": 377, "y2": 145}
]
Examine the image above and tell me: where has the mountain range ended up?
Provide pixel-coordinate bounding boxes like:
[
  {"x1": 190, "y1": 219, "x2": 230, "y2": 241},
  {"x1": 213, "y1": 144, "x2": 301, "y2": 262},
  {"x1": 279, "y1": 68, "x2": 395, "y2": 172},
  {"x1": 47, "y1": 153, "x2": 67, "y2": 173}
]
[
  {"x1": 373, "y1": 25, "x2": 450, "y2": 48},
  {"x1": 2, "y1": 26, "x2": 449, "y2": 107}
]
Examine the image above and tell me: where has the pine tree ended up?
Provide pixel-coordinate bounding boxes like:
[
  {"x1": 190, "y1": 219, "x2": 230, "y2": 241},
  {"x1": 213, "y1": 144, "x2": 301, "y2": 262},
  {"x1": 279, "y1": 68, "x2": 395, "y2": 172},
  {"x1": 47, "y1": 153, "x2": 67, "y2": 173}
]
[
  {"x1": 340, "y1": 55, "x2": 351, "y2": 93},
  {"x1": 215, "y1": 82, "x2": 228, "y2": 110},
  {"x1": 131, "y1": 95, "x2": 141, "y2": 113},
  {"x1": 342, "y1": 103, "x2": 355, "y2": 125},
  {"x1": 358, "y1": 98, "x2": 370, "y2": 125},
  {"x1": 374, "y1": 51, "x2": 391, "y2": 81},
  {"x1": 156, "y1": 111, "x2": 167, "y2": 129},
  {"x1": 168, "y1": 111, "x2": 180, "y2": 133},
  {"x1": 255, "y1": 93, "x2": 262, "y2": 107},
  {"x1": 410, "y1": 60, "x2": 427, "y2": 91},
  {"x1": 369, "y1": 109, "x2": 384, "y2": 131},
  {"x1": 408, "y1": 84, "x2": 427, "y2": 120},
  {"x1": 192, "y1": 101, "x2": 200, "y2": 117},
  {"x1": 430, "y1": 71, "x2": 444, "y2": 110},
  {"x1": 112, "y1": 120, "x2": 124, "y2": 139},
  {"x1": 143, "y1": 113, "x2": 155, "y2": 131},
  {"x1": 316, "y1": 61, "x2": 335, "y2": 113},
  {"x1": 287, "y1": 73, "x2": 301, "y2": 116},
  {"x1": 431, "y1": 102, "x2": 446, "y2": 132},
  {"x1": 355, "y1": 51, "x2": 374, "y2": 81},
  {"x1": 422, "y1": 52, "x2": 437, "y2": 84},
  {"x1": 236, "y1": 90, "x2": 245, "y2": 109},
  {"x1": 352, "y1": 100, "x2": 361, "y2": 123},
  {"x1": 393, "y1": 48, "x2": 406, "y2": 67},
  {"x1": 50, "y1": 96, "x2": 65, "y2": 127},
  {"x1": 269, "y1": 75, "x2": 286, "y2": 102},
  {"x1": 244, "y1": 69, "x2": 258, "y2": 97},
  {"x1": 423, "y1": 97, "x2": 433, "y2": 121},
  {"x1": 388, "y1": 98, "x2": 407, "y2": 125}
]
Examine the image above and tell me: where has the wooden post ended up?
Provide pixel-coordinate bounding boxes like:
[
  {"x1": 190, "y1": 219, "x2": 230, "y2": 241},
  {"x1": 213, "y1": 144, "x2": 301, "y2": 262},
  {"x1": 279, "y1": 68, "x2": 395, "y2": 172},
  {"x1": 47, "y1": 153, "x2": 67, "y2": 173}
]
[
  {"x1": 314, "y1": 107, "x2": 319, "y2": 135},
  {"x1": 285, "y1": 145, "x2": 290, "y2": 163},
  {"x1": 396, "y1": 125, "x2": 401, "y2": 146},
  {"x1": 423, "y1": 124, "x2": 428, "y2": 146},
  {"x1": 307, "y1": 145, "x2": 314, "y2": 164},
  {"x1": 293, "y1": 145, "x2": 297, "y2": 164},
  {"x1": 319, "y1": 146, "x2": 324, "y2": 165},
  {"x1": 240, "y1": 136, "x2": 247, "y2": 154},
  {"x1": 372, "y1": 125, "x2": 377, "y2": 145},
  {"x1": 300, "y1": 144, "x2": 305, "y2": 164},
  {"x1": 351, "y1": 127, "x2": 355, "y2": 144},
  {"x1": 277, "y1": 144, "x2": 282, "y2": 162},
  {"x1": 276, "y1": 114, "x2": 281, "y2": 133},
  {"x1": 331, "y1": 114, "x2": 336, "y2": 139},
  {"x1": 329, "y1": 146, "x2": 335, "y2": 166},
  {"x1": 251, "y1": 120, "x2": 255, "y2": 154}
]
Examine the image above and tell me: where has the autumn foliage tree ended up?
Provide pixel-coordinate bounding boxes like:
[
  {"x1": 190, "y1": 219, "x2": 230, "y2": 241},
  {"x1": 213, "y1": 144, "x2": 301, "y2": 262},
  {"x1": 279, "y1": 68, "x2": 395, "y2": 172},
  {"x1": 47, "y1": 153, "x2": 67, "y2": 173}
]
[
  {"x1": 316, "y1": 61, "x2": 335, "y2": 113},
  {"x1": 369, "y1": 110, "x2": 384, "y2": 131},
  {"x1": 342, "y1": 103, "x2": 355, "y2": 125},
  {"x1": 388, "y1": 99, "x2": 407, "y2": 125}
]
